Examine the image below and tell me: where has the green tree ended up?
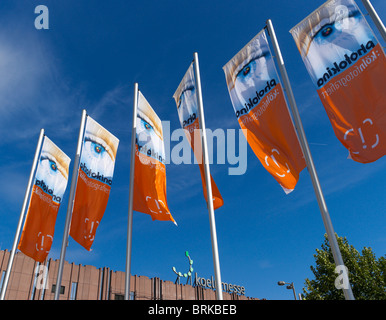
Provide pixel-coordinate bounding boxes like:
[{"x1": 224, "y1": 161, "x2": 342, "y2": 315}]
[{"x1": 302, "y1": 234, "x2": 386, "y2": 300}]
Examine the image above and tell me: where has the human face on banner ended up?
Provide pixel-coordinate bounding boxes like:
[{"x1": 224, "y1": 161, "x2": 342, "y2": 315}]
[
  {"x1": 35, "y1": 137, "x2": 70, "y2": 203},
  {"x1": 173, "y1": 63, "x2": 224, "y2": 207},
  {"x1": 292, "y1": 0, "x2": 376, "y2": 86},
  {"x1": 174, "y1": 64, "x2": 198, "y2": 129},
  {"x1": 81, "y1": 116, "x2": 118, "y2": 182},
  {"x1": 225, "y1": 31, "x2": 277, "y2": 117},
  {"x1": 223, "y1": 29, "x2": 306, "y2": 193},
  {"x1": 18, "y1": 136, "x2": 70, "y2": 262},
  {"x1": 136, "y1": 92, "x2": 166, "y2": 164}
]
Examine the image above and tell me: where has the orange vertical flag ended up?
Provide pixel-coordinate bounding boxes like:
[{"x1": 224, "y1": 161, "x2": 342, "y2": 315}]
[
  {"x1": 223, "y1": 29, "x2": 306, "y2": 193},
  {"x1": 18, "y1": 136, "x2": 70, "y2": 262},
  {"x1": 132, "y1": 91, "x2": 176, "y2": 224},
  {"x1": 290, "y1": 0, "x2": 386, "y2": 163},
  {"x1": 173, "y1": 63, "x2": 224, "y2": 208},
  {"x1": 69, "y1": 115, "x2": 119, "y2": 251}
]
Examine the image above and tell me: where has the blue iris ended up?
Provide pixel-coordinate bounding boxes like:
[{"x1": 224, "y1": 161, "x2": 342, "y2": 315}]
[
  {"x1": 143, "y1": 120, "x2": 152, "y2": 131},
  {"x1": 243, "y1": 65, "x2": 251, "y2": 76},
  {"x1": 321, "y1": 25, "x2": 334, "y2": 38},
  {"x1": 238, "y1": 60, "x2": 255, "y2": 80},
  {"x1": 91, "y1": 142, "x2": 105, "y2": 156},
  {"x1": 49, "y1": 160, "x2": 57, "y2": 172}
]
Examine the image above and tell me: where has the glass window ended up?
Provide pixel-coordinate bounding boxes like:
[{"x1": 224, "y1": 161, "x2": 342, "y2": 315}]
[{"x1": 70, "y1": 282, "x2": 78, "y2": 300}]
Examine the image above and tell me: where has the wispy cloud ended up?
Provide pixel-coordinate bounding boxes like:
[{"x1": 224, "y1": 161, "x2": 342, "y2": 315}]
[
  {"x1": 257, "y1": 259, "x2": 273, "y2": 269},
  {"x1": 87, "y1": 85, "x2": 132, "y2": 124}
]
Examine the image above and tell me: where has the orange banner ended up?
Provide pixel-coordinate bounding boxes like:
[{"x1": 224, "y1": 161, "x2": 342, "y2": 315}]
[
  {"x1": 133, "y1": 91, "x2": 176, "y2": 224},
  {"x1": 70, "y1": 116, "x2": 119, "y2": 250},
  {"x1": 18, "y1": 136, "x2": 70, "y2": 262},
  {"x1": 290, "y1": 0, "x2": 386, "y2": 163},
  {"x1": 173, "y1": 63, "x2": 224, "y2": 208},
  {"x1": 223, "y1": 30, "x2": 305, "y2": 193},
  {"x1": 183, "y1": 118, "x2": 224, "y2": 209}
]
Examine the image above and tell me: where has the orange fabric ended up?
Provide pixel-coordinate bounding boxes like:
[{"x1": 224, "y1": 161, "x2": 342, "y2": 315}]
[
  {"x1": 316, "y1": 43, "x2": 386, "y2": 163},
  {"x1": 238, "y1": 83, "x2": 306, "y2": 192},
  {"x1": 18, "y1": 185, "x2": 60, "y2": 262},
  {"x1": 70, "y1": 169, "x2": 111, "y2": 251},
  {"x1": 133, "y1": 145, "x2": 175, "y2": 223},
  {"x1": 184, "y1": 118, "x2": 224, "y2": 209},
  {"x1": 69, "y1": 116, "x2": 118, "y2": 251}
]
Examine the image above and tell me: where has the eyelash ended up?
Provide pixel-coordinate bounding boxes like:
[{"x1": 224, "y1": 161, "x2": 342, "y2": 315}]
[
  {"x1": 312, "y1": 10, "x2": 360, "y2": 40},
  {"x1": 84, "y1": 136, "x2": 106, "y2": 154},
  {"x1": 236, "y1": 52, "x2": 268, "y2": 79},
  {"x1": 178, "y1": 86, "x2": 195, "y2": 107},
  {"x1": 143, "y1": 121, "x2": 152, "y2": 130},
  {"x1": 40, "y1": 155, "x2": 58, "y2": 172},
  {"x1": 138, "y1": 116, "x2": 154, "y2": 132},
  {"x1": 313, "y1": 23, "x2": 334, "y2": 39}
]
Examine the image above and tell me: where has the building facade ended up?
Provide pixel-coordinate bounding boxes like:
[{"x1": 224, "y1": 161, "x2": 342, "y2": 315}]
[{"x1": 0, "y1": 250, "x2": 258, "y2": 300}]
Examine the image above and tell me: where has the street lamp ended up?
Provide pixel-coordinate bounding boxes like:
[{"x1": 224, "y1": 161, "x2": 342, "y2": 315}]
[{"x1": 278, "y1": 281, "x2": 297, "y2": 300}]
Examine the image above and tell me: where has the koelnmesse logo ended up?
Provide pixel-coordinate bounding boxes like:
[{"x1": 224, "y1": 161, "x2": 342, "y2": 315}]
[
  {"x1": 172, "y1": 251, "x2": 246, "y2": 295},
  {"x1": 194, "y1": 274, "x2": 245, "y2": 295}
]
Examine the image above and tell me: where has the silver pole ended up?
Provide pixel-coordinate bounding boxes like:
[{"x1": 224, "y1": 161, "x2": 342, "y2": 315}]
[
  {"x1": 266, "y1": 19, "x2": 355, "y2": 300},
  {"x1": 193, "y1": 52, "x2": 223, "y2": 300},
  {"x1": 290, "y1": 282, "x2": 297, "y2": 300},
  {"x1": 125, "y1": 83, "x2": 138, "y2": 300},
  {"x1": 54, "y1": 109, "x2": 87, "y2": 300},
  {"x1": 0, "y1": 129, "x2": 45, "y2": 300},
  {"x1": 361, "y1": 0, "x2": 386, "y2": 44}
]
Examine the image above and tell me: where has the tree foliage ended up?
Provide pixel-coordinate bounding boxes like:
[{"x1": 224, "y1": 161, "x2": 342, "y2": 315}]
[{"x1": 302, "y1": 234, "x2": 386, "y2": 300}]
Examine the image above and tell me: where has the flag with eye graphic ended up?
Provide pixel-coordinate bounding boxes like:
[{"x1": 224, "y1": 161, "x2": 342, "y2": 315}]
[
  {"x1": 18, "y1": 136, "x2": 70, "y2": 262},
  {"x1": 290, "y1": 0, "x2": 386, "y2": 163},
  {"x1": 132, "y1": 91, "x2": 176, "y2": 224},
  {"x1": 223, "y1": 29, "x2": 306, "y2": 194},
  {"x1": 69, "y1": 115, "x2": 119, "y2": 251},
  {"x1": 173, "y1": 63, "x2": 224, "y2": 208}
]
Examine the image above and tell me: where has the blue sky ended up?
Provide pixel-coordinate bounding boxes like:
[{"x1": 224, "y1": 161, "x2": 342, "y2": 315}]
[{"x1": 0, "y1": 0, "x2": 385, "y2": 300}]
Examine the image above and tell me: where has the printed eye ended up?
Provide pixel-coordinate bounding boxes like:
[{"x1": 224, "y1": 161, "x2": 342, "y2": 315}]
[
  {"x1": 40, "y1": 155, "x2": 60, "y2": 175},
  {"x1": 91, "y1": 142, "x2": 105, "y2": 155},
  {"x1": 180, "y1": 86, "x2": 195, "y2": 103},
  {"x1": 321, "y1": 25, "x2": 334, "y2": 37},
  {"x1": 94, "y1": 144, "x2": 104, "y2": 154},
  {"x1": 236, "y1": 54, "x2": 266, "y2": 81},
  {"x1": 144, "y1": 121, "x2": 152, "y2": 131},
  {"x1": 243, "y1": 65, "x2": 251, "y2": 76},
  {"x1": 84, "y1": 135, "x2": 108, "y2": 159},
  {"x1": 49, "y1": 160, "x2": 57, "y2": 172},
  {"x1": 311, "y1": 9, "x2": 361, "y2": 45},
  {"x1": 140, "y1": 118, "x2": 154, "y2": 132}
]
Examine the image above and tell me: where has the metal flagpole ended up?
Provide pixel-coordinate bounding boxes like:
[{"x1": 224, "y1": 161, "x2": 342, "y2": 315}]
[
  {"x1": 361, "y1": 0, "x2": 386, "y2": 43},
  {"x1": 0, "y1": 129, "x2": 45, "y2": 300},
  {"x1": 54, "y1": 109, "x2": 87, "y2": 300},
  {"x1": 125, "y1": 83, "x2": 138, "y2": 300},
  {"x1": 266, "y1": 19, "x2": 355, "y2": 300},
  {"x1": 193, "y1": 52, "x2": 223, "y2": 300}
]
